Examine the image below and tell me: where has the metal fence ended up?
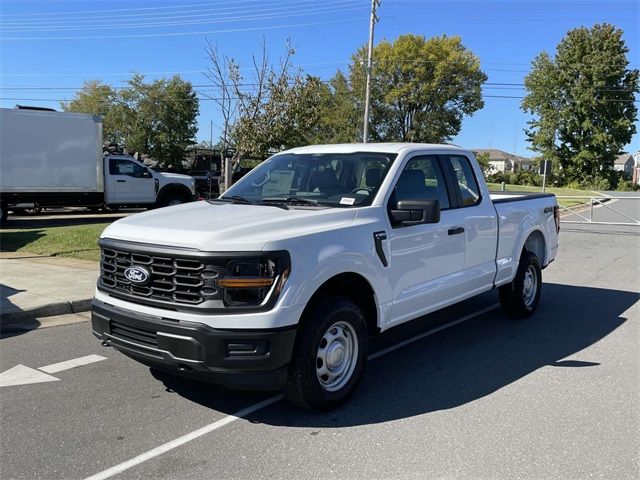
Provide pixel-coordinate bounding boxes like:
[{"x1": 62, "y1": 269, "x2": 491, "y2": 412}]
[{"x1": 556, "y1": 195, "x2": 640, "y2": 226}]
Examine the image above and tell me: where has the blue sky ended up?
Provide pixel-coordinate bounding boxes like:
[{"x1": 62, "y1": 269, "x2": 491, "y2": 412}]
[{"x1": 1, "y1": 0, "x2": 638, "y2": 156}]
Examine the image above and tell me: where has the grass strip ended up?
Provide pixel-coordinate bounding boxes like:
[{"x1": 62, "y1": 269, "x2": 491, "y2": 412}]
[{"x1": 0, "y1": 223, "x2": 109, "y2": 261}]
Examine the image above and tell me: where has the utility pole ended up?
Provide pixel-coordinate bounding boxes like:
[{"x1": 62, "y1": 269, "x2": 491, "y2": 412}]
[{"x1": 362, "y1": 0, "x2": 380, "y2": 143}]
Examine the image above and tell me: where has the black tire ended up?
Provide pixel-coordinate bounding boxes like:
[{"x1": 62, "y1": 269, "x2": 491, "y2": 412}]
[
  {"x1": 285, "y1": 296, "x2": 368, "y2": 411},
  {"x1": 87, "y1": 206, "x2": 101, "y2": 213},
  {"x1": 102, "y1": 205, "x2": 120, "y2": 213},
  {"x1": 160, "y1": 193, "x2": 188, "y2": 207},
  {"x1": 499, "y1": 251, "x2": 542, "y2": 318},
  {"x1": 13, "y1": 207, "x2": 41, "y2": 215}
]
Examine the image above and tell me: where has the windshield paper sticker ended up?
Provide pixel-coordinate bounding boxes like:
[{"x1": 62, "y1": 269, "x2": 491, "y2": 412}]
[
  {"x1": 340, "y1": 197, "x2": 356, "y2": 206},
  {"x1": 262, "y1": 170, "x2": 295, "y2": 197}
]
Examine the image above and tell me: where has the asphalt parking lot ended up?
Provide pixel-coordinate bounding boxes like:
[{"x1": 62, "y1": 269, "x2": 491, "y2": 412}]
[{"x1": 1, "y1": 205, "x2": 639, "y2": 479}]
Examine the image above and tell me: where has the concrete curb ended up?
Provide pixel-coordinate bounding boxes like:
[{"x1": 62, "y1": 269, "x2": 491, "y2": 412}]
[{"x1": 1, "y1": 298, "x2": 92, "y2": 324}]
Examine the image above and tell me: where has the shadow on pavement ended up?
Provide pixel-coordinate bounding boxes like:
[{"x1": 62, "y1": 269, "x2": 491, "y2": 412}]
[
  {"x1": 151, "y1": 283, "x2": 637, "y2": 427},
  {"x1": 0, "y1": 284, "x2": 41, "y2": 337},
  {"x1": 0, "y1": 230, "x2": 46, "y2": 251}
]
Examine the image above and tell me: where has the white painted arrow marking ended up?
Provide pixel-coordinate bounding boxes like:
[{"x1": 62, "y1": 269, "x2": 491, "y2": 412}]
[
  {"x1": 0, "y1": 364, "x2": 60, "y2": 387},
  {"x1": 39, "y1": 354, "x2": 107, "y2": 374}
]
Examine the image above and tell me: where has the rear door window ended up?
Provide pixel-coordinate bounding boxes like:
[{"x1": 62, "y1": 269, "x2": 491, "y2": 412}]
[{"x1": 444, "y1": 155, "x2": 481, "y2": 207}]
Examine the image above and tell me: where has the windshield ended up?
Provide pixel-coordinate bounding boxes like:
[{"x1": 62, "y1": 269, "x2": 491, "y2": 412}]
[{"x1": 222, "y1": 152, "x2": 396, "y2": 207}]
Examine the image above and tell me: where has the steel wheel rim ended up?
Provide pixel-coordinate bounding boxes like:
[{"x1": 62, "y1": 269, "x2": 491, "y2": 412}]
[
  {"x1": 316, "y1": 320, "x2": 359, "y2": 392},
  {"x1": 167, "y1": 199, "x2": 183, "y2": 206},
  {"x1": 522, "y1": 265, "x2": 538, "y2": 308}
]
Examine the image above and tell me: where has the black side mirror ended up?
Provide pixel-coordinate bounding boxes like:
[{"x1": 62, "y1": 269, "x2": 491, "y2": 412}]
[
  {"x1": 390, "y1": 199, "x2": 440, "y2": 227},
  {"x1": 141, "y1": 170, "x2": 152, "y2": 178}
]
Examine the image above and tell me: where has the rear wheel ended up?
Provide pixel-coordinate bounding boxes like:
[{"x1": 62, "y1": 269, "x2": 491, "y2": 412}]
[
  {"x1": 285, "y1": 296, "x2": 368, "y2": 411},
  {"x1": 499, "y1": 251, "x2": 542, "y2": 318},
  {"x1": 102, "y1": 205, "x2": 120, "y2": 213},
  {"x1": 13, "y1": 207, "x2": 42, "y2": 215}
]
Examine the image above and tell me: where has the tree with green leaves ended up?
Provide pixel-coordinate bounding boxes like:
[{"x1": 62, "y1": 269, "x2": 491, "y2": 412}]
[
  {"x1": 347, "y1": 34, "x2": 487, "y2": 143},
  {"x1": 62, "y1": 75, "x2": 199, "y2": 166},
  {"x1": 205, "y1": 38, "x2": 324, "y2": 158},
  {"x1": 61, "y1": 80, "x2": 125, "y2": 145},
  {"x1": 309, "y1": 71, "x2": 361, "y2": 144},
  {"x1": 522, "y1": 24, "x2": 639, "y2": 188},
  {"x1": 474, "y1": 152, "x2": 493, "y2": 179},
  {"x1": 120, "y1": 74, "x2": 199, "y2": 165}
]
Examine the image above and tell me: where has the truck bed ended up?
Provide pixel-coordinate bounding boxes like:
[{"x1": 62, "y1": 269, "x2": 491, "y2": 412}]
[{"x1": 490, "y1": 191, "x2": 555, "y2": 204}]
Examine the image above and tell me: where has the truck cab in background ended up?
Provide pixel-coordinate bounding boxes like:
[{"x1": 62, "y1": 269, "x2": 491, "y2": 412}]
[{"x1": 104, "y1": 155, "x2": 194, "y2": 208}]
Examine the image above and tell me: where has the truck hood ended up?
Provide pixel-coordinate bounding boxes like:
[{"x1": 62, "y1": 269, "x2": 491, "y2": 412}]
[
  {"x1": 101, "y1": 201, "x2": 358, "y2": 251},
  {"x1": 158, "y1": 171, "x2": 194, "y2": 183}
]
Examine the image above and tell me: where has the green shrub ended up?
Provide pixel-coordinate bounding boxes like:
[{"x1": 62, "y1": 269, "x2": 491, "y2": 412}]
[{"x1": 617, "y1": 180, "x2": 640, "y2": 192}]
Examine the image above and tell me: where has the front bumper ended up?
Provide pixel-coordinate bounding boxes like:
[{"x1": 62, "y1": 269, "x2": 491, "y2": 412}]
[{"x1": 91, "y1": 299, "x2": 297, "y2": 391}]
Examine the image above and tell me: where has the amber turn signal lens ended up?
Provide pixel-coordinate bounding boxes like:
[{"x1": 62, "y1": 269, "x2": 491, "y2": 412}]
[{"x1": 217, "y1": 278, "x2": 274, "y2": 288}]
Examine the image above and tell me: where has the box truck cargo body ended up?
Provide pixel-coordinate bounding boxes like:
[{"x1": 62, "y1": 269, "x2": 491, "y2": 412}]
[
  {"x1": 0, "y1": 108, "x2": 196, "y2": 224},
  {"x1": 0, "y1": 108, "x2": 103, "y2": 194}
]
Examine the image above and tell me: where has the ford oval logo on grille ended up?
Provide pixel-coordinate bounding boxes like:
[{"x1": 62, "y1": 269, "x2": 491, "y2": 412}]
[{"x1": 124, "y1": 266, "x2": 151, "y2": 285}]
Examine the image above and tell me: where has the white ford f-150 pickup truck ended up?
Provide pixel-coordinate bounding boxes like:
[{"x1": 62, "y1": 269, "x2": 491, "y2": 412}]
[{"x1": 92, "y1": 143, "x2": 559, "y2": 410}]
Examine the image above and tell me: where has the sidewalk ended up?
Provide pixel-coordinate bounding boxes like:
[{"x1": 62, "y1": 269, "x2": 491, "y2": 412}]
[{"x1": 0, "y1": 252, "x2": 99, "y2": 325}]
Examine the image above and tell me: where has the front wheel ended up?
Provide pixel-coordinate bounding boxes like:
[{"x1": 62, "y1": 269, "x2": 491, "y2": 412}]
[
  {"x1": 162, "y1": 194, "x2": 188, "y2": 207},
  {"x1": 285, "y1": 296, "x2": 368, "y2": 411},
  {"x1": 499, "y1": 251, "x2": 542, "y2": 318}
]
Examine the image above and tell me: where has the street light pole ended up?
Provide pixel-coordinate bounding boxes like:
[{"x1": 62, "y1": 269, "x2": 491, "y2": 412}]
[{"x1": 362, "y1": 0, "x2": 380, "y2": 143}]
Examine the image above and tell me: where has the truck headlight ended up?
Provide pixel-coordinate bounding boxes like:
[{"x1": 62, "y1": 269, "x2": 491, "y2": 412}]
[{"x1": 217, "y1": 254, "x2": 290, "y2": 307}]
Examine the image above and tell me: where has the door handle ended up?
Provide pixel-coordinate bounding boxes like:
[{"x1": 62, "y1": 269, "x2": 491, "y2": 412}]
[
  {"x1": 448, "y1": 227, "x2": 465, "y2": 235},
  {"x1": 116, "y1": 179, "x2": 126, "y2": 183}
]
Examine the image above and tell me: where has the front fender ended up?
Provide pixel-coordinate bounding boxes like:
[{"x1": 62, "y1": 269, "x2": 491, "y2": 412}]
[{"x1": 274, "y1": 245, "x2": 390, "y2": 328}]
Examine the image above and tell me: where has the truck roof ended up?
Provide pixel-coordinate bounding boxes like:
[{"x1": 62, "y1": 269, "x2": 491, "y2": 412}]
[{"x1": 284, "y1": 142, "x2": 468, "y2": 155}]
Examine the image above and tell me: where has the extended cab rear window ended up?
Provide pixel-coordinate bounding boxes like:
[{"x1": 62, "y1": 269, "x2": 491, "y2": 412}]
[{"x1": 445, "y1": 155, "x2": 481, "y2": 207}]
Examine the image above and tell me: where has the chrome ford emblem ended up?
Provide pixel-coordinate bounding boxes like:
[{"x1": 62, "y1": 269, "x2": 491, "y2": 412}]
[{"x1": 124, "y1": 266, "x2": 150, "y2": 285}]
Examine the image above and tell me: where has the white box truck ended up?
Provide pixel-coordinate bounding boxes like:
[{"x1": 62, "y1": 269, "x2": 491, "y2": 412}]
[{"x1": 0, "y1": 107, "x2": 196, "y2": 225}]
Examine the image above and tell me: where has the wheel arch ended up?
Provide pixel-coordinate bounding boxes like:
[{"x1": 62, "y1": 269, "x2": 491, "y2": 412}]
[
  {"x1": 520, "y1": 229, "x2": 546, "y2": 266},
  {"x1": 299, "y1": 272, "x2": 379, "y2": 336},
  {"x1": 157, "y1": 183, "x2": 192, "y2": 203}
]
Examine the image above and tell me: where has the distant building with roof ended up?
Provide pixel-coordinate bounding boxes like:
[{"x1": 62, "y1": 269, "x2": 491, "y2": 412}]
[
  {"x1": 614, "y1": 153, "x2": 634, "y2": 176},
  {"x1": 631, "y1": 151, "x2": 640, "y2": 185},
  {"x1": 472, "y1": 148, "x2": 534, "y2": 173}
]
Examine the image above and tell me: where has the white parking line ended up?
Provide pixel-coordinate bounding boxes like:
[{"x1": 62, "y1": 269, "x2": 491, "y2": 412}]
[
  {"x1": 84, "y1": 395, "x2": 284, "y2": 480},
  {"x1": 39, "y1": 354, "x2": 107, "y2": 374},
  {"x1": 83, "y1": 302, "x2": 500, "y2": 480}
]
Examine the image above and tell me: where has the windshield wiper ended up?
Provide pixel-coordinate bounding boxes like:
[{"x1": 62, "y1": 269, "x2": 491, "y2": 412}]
[
  {"x1": 263, "y1": 196, "x2": 321, "y2": 206},
  {"x1": 210, "y1": 195, "x2": 255, "y2": 205},
  {"x1": 211, "y1": 195, "x2": 291, "y2": 210}
]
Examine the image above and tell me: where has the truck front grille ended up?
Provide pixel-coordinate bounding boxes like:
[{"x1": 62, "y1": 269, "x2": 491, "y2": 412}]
[{"x1": 100, "y1": 246, "x2": 224, "y2": 307}]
